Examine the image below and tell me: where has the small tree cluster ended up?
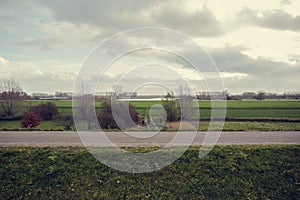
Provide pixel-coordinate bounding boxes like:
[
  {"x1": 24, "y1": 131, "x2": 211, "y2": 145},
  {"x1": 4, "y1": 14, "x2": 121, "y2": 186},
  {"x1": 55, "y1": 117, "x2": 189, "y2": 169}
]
[
  {"x1": 97, "y1": 101, "x2": 139, "y2": 129},
  {"x1": 31, "y1": 102, "x2": 58, "y2": 120},
  {"x1": 21, "y1": 112, "x2": 42, "y2": 128},
  {"x1": 162, "y1": 92, "x2": 178, "y2": 122},
  {"x1": 0, "y1": 78, "x2": 23, "y2": 118},
  {"x1": 255, "y1": 91, "x2": 266, "y2": 101}
]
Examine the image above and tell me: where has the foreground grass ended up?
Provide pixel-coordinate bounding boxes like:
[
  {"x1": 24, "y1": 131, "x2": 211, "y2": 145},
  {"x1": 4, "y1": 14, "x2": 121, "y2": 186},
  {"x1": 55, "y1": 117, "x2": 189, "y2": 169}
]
[{"x1": 0, "y1": 146, "x2": 299, "y2": 199}]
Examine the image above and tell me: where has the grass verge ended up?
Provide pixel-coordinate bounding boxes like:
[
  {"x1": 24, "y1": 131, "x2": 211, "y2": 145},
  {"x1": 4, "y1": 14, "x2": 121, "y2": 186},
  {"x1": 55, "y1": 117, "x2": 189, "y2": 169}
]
[
  {"x1": 0, "y1": 146, "x2": 299, "y2": 199},
  {"x1": 1, "y1": 120, "x2": 300, "y2": 131}
]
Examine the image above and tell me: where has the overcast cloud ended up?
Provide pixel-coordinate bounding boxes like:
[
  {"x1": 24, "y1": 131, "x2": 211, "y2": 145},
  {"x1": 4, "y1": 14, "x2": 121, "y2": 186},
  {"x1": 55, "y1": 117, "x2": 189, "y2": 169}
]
[
  {"x1": 0, "y1": 0, "x2": 299, "y2": 94},
  {"x1": 239, "y1": 7, "x2": 300, "y2": 31}
]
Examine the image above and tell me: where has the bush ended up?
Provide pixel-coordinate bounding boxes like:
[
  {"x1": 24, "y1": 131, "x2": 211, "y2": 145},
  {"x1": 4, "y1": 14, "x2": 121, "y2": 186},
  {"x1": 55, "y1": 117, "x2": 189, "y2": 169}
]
[
  {"x1": 31, "y1": 102, "x2": 58, "y2": 120},
  {"x1": 60, "y1": 114, "x2": 74, "y2": 130},
  {"x1": 97, "y1": 101, "x2": 139, "y2": 129},
  {"x1": 21, "y1": 112, "x2": 42, "y2": 128},
  {"x1": 162, "y1": 100, "x2": 178, "y2": 122}
]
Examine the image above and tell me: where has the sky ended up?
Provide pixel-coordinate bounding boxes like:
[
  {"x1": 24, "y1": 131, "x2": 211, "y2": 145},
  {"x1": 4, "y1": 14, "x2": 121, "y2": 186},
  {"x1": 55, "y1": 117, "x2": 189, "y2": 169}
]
[{"x1": 0, "y1": 0, "x2": 300, "y2": 95}]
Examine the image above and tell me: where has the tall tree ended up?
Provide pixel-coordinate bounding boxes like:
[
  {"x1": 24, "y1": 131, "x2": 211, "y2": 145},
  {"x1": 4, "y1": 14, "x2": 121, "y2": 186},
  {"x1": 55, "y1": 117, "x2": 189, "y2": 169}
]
[
  {"x1": 113, "y1": 84, "x2": 122, "y2": 99},
  {"x1": 73, "y1": 83, "x2": 94, "y2": 130},
  {"x1": 256, "y1": 91, "x2": 266, "y2": 101},
  {"x1": 177, "y1": 84, "x2": 194, "y2": 120},
  {"x1": 0, "y1": 79, "x2": 23, "y2": 118}
]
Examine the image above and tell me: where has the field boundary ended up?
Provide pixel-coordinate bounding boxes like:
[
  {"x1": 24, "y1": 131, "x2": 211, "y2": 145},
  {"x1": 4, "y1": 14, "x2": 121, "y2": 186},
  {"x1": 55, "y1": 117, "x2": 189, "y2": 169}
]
[{"x1": 201, "y1": 117, "x2": 300, "y2": 123}]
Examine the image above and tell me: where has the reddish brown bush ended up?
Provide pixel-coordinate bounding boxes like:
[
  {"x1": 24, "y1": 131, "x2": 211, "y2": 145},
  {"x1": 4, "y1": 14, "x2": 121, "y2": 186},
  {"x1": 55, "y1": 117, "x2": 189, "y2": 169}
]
[{"x1": 21, "y1": 112, "x2": 42, "y2": 128}]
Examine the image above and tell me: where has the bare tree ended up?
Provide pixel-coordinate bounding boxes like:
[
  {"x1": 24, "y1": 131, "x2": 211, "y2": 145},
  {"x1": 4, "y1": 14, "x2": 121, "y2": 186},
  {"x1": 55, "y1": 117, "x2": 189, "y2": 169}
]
[
  {"x1": 73, "y1": 83, "x2": 94, "y2": 130},
  {"x1": 256, "y1": 90, "x2": 266, "y2": 101},
  {"x1": 113, "y1": 84, "x2": 122, "y2": 99},
  {"x1": 0, "y1": 79, "x2": 23, "y2": 118},
  {"x1": 177, "y1": 84, "x2": 194, "y2": 121}
]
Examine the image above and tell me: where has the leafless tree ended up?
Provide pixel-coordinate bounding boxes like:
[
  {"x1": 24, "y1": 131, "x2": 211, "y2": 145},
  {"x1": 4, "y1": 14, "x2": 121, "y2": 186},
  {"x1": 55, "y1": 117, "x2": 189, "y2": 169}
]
[
  {"x1": 73, "y1": 83, "x2": 94, "y2": 130},
  {"x1": 256, "y1": 90, "x2": 266, "y2": 101},
  {"x1": 177, "y1": 84, "x2": 195, "y2": 121},
  {"x1": 0, "y1": 79, "x2": 23, "y2": 118},
  {"x1": 113, "y1": 84, "x2": 122, "y2": 99}
]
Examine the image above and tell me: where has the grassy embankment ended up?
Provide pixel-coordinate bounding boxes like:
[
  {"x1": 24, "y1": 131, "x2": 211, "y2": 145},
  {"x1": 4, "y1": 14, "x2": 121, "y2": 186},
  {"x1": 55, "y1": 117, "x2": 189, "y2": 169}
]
[{"x1": 0, "y1": 145, "x2": 299, "y2": 199}]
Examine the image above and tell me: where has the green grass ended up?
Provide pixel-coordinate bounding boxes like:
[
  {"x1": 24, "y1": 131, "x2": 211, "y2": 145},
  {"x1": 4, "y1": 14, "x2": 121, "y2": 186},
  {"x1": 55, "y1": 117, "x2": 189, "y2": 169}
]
[
  {"x1": 0, "y1": 146, "x2": 299, "y2": 199},
  {"x1": 0, "y1": 119, "x2": 76, "y2": 131},
  {"x1": 3, "y1": 100, "x2": 300, "y2": 119},
  {"x1": 1, "y1": 100, "x2": 300, "y2": 131},
  {"x1": 133, "y1": 100, "x2": 300, "y2": 119},
  {"x1": 1, "y1": 120, "x2": 300, "y2": 131},
  {"x1": 199, "y1": 121, "x2": 300, "y2": 131}
]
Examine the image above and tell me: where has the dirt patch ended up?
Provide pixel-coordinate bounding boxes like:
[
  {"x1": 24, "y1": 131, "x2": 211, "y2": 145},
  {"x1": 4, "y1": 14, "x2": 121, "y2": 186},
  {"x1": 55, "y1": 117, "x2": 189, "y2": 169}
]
[{"x1": 165, "y1": 121, "x2": 198, "y2": 130}]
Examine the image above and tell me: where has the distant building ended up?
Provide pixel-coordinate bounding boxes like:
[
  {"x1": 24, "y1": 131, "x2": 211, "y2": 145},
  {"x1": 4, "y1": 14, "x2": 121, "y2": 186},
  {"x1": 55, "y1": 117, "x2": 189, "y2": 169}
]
[
  {"x1": 95, "y1": 91, "x2": 137, "y2": 99},
  {"x1": 119, "y1": 92, "x2": 137, "y2": 99},
  {"x1": 31, "y1": 93, "x2": 49, "y2": 97},
  {"x1": 196, "y1": 91, "x2": 226, "y2": 100},
  {"x1": 95, "y1": 92, "x2": 116, "y2": 99},
  {"x1": 242, "y1": 92, "x2": 256, "y2": 98},
  {"x1": 55, "y1": 92, "x2": 73, "y2": 97}
]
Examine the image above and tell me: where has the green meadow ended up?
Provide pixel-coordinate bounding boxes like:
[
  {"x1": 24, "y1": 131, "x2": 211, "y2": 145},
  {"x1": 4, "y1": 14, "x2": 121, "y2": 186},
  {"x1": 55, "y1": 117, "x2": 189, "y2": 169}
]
[{"x1": 1, "y1": 100, "x2": 300, "y2": 131}]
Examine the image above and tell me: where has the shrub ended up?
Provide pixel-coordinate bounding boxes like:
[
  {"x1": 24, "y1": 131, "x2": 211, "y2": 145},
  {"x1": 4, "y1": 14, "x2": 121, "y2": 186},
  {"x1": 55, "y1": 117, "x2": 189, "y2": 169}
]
[
  {"x1": 97, "y1": 101, "x2": 139, "y2": 129},
  {"x1": 31, "y1": 102, "x2": 58, "y2": 120},
  {"x1": 162, "y1": 100, "x2": 178, "y2": 122},
  {"x1": 21, "y1": 112, "x2": 42, "y2": 128},
  {"x1": 60, "y1": 114, "x2": 74, "y2": 130}
]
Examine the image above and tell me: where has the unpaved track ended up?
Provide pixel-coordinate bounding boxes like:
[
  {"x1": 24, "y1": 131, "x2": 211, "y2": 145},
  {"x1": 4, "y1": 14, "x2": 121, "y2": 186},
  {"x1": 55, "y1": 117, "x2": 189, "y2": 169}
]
[{"x1": 0, "y1": 131, "x2": 299, "y2": 147}]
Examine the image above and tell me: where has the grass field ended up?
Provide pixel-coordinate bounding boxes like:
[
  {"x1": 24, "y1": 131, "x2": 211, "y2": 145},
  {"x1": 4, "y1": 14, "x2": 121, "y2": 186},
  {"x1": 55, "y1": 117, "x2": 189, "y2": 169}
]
[
  {"x1": 21, "y1": 100, "x2": 300, "y2": 119},
  {"x1": 1, "y1": 100, "x2": 300, "y2": 131},
  {"x1": 0, "y1": 146, "x2": 299, "y2": 199},
  {"x1": 131, "y1": 100, "x2": 300, "y2": 119}
]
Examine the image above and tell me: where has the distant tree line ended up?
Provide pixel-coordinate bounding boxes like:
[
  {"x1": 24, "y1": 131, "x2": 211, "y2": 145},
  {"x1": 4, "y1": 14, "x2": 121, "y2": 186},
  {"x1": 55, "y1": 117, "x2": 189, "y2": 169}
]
[
  {"x1": 1, "y1": 78, "x2": 300, "y2": 130},
  {"x1": 196, "y1": 91, "x2": 300, "y2": 100}
]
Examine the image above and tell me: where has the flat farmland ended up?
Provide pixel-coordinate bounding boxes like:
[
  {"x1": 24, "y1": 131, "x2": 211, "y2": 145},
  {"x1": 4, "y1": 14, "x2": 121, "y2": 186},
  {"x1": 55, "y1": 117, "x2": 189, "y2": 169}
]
[
  {"x1": 1, "y1": 100, "x2": 300, "y2": 131},
  {"x1": 131, "y1": 100, "x2": 300, "y2": 119},
  {"x1": 16, "y1": 100, "x2": 300, "y2": 119}
]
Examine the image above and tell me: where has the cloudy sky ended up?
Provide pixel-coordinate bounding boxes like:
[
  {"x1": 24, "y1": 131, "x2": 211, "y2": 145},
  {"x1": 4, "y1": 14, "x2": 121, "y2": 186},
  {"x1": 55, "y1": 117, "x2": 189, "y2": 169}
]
[{"x1": 0, "y1": 0, "x2": 300, "y2": 95}]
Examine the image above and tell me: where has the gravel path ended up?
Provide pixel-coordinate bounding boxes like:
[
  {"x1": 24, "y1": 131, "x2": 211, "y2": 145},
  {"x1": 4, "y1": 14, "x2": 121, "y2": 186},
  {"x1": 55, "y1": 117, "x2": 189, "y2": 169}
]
[{"x1": 0, "y1": 131, "x2": 299, "y2": 147}]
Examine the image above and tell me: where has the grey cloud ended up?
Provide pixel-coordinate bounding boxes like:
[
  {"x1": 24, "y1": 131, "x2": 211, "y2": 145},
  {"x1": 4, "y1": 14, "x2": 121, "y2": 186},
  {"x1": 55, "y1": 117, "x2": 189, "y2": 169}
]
[
  {"x1": 152, "y1": 5, "x2": 224, "y2": 37},
  {"x1": 239, "y1": 7, "x2": 300, "y2": 31},
  {"x1": 20, "y1": 75, "x2": 74, "y2": 94},
  {"x1": 37, "y1": 0, "x2": 157, "y2": 29},
  {"x1": 288, "y1": 54, "x2": 300, "y2": 64},
  {"x1": 207, "y1": 46, "x2": 300, "y2": 92},
  {"x1": 0, "y1": 15, "x2": 18, "y2": 32},
  {"x1": 15, "y1": 37, "x2": 64, "y2": 50},
  {"x1": 209, "y1": 46, "x2": 290, "y2": 75},
  {"x1": 36, "y1": 0, "x2": 224, "y2": 38},
  {"x1": 280, "y1": 0, "x2": 292, "y2": 5}
]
